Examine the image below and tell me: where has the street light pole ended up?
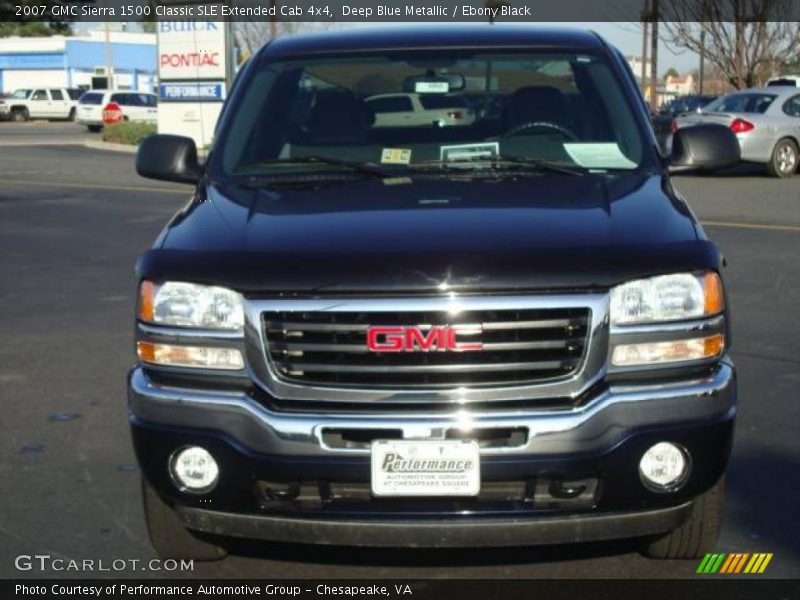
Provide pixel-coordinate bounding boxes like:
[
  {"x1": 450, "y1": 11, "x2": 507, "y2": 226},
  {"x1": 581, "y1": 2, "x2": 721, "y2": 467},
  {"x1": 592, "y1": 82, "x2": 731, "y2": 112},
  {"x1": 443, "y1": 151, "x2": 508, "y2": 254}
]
[{"x1": 641, "y1": 0, "x2": 650, "y2": 97}]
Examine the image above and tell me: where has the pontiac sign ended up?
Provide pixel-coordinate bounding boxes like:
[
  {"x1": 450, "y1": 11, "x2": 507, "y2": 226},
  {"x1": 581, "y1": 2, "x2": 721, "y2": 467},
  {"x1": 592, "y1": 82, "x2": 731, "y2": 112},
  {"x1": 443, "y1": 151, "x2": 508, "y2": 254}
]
[{"x1": 157, "y1": 21, "x2": 226, "y2": 81}]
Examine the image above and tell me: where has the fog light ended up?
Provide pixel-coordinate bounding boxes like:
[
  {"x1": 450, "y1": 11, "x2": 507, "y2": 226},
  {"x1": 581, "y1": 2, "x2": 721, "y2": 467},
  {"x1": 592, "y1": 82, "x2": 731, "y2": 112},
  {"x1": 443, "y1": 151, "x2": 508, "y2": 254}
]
[
  {"x1": 170, "y1": 446, "x2": 219, "y2": 493},
  {"x1": 639, "y1": 442, "x2": 689, "y2": 491}
]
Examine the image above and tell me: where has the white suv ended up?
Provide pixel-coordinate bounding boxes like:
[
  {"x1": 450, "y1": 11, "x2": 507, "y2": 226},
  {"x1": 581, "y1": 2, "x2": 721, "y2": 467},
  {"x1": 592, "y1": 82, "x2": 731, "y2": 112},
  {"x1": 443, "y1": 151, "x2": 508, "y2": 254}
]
[
  {"x1": 76, "y1": 90, "x2": 158, "y2": 132},
  {"x1": 365, "y1": 93, "x2": 476, "y2": 128},
  {"x1": 0, "y1": 88, "x2": 82, "y2": 121}
]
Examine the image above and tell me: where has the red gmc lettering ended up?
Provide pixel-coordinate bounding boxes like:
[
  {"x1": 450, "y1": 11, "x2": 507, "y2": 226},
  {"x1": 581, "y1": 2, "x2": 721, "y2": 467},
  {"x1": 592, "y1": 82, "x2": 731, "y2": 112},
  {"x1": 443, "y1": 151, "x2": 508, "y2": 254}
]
[
  {"x1": 366, "y1": 326, "x2": 405, "y2": 352},
  {"x1": 159, "y1": 52, "x2": 220, "y2": 68},
  {"x1": 367, "y1": 326, "x2": 483, "y2": 352}
]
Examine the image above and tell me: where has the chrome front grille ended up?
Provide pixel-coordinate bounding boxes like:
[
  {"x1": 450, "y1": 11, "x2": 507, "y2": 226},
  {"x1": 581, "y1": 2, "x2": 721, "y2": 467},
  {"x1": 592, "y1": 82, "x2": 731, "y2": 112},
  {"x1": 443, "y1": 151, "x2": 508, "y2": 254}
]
[{"x1": 262, "y1": 306, "x2": 590, "y2": 389}]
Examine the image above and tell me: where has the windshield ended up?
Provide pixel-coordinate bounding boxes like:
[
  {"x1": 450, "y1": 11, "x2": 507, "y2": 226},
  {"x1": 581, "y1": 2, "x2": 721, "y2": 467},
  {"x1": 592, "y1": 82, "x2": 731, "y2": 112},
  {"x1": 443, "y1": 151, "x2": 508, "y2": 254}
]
[
  {"x1": 10, "y1": 89, "x2": 30, "y2": 99},
  {"x1": 217, "y1": 50, "x2": 650, "y2": 178},
  {"x1": 705, "y1": 93, "x2": 776, "y2": 114}
]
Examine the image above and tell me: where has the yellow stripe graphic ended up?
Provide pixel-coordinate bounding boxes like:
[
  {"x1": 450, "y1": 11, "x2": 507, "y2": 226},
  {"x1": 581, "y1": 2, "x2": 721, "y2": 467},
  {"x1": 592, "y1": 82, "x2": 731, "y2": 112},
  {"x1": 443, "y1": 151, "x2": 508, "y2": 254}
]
[
  {"x1": 744, "y1": 554, "x2": 759, "y2": 573},
  {"x1": 747, "y1": 553, "x2": 769, "y2": 573},
  {"x1": 758, "y1": 554, "x2": 773, "y2": 573}
]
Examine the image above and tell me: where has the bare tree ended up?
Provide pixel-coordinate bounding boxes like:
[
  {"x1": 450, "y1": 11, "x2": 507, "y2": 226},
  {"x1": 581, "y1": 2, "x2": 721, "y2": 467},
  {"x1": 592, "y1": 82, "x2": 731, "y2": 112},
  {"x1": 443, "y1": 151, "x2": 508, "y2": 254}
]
[
  {"x1": 236, "y1": 22, "x2": 335, "y2": 59},
  {"x1": 661, "y1": 0, "x2": 800, "y2": 88},
  {"x1": 237, "y1": 22, "x2": 298, "y2": 57}
]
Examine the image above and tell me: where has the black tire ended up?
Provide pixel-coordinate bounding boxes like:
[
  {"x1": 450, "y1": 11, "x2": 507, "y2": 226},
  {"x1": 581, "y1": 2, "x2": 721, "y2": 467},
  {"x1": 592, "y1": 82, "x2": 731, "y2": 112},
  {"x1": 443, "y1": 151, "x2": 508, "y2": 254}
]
[
  {"x1": 87, "y1": 124, "x2": 102, "y2": 133},
  {"x1": 141, "y1": 476, "x2": 228, "y2": 561},
  {"x1": 766, "y1": 138, "x2": 799, "y2": 178},
  {"x1": 11, "y1": 108, "x2": 28, "y2": 122},
  {"x1": 67, "y1": 108, "x2": 76, "y2": 122},
  {"x1": 641, "y1": 477, "x2": 725, "y2": 559}
]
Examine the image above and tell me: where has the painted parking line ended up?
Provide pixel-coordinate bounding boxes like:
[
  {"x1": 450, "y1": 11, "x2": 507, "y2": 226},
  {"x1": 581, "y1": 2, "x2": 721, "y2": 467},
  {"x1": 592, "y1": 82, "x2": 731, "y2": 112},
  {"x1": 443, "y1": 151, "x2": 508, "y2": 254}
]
[
  {"x1": 0, "y1": 178, "x2": 188, "y2": 195},
  {"x1": 701, "y1": 220, "x2": 800, "y2": 233}
]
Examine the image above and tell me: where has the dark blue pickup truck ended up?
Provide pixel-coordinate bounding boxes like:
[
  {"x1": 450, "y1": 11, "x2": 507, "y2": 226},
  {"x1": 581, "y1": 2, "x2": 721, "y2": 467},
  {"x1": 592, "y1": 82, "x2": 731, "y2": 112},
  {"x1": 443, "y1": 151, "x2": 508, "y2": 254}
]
[{"x1": 131, "y1": 26, "x2": 740, "y2": 561}]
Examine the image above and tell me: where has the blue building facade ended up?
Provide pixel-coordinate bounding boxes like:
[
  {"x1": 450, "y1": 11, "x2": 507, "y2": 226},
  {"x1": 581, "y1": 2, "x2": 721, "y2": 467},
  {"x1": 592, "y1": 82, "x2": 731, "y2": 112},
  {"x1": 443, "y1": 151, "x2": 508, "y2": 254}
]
[{"x1": 0, "y1": 34, "x2": 157, "y2": 94}]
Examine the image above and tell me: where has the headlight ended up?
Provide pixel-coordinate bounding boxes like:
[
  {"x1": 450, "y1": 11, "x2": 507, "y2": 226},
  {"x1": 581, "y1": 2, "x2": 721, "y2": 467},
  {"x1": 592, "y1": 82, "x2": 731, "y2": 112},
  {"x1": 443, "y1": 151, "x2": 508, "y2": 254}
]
[
  {"x1": 610, "y1": 272, "x2": 723, "y2": 326},
  {"x1": 138, "y1": 280, "x2": 244, "y2": 330}
]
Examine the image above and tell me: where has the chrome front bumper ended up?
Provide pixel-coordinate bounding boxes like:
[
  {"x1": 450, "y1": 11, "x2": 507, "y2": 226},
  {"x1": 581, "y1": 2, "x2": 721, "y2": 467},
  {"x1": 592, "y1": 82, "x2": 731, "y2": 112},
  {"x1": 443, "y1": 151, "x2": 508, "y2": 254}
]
[{"x1": 128, "y1": 360, "x2": 736, "y2": 458}]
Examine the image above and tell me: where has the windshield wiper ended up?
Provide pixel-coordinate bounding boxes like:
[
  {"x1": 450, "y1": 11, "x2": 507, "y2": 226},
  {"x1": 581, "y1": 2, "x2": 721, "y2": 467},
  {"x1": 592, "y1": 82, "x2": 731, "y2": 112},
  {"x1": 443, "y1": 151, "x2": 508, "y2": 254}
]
[
  {"x1": 415, "y1": 155, "x2": 588, "y2": 176},
  {"x1": 236, "y1": 156, "x2": 394, "y2": 178}
]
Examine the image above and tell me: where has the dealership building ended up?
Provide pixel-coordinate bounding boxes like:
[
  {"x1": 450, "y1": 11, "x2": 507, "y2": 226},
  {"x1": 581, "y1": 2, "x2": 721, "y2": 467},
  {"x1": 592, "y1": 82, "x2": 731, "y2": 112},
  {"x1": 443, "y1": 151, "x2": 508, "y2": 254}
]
[{"x1": 0, "y1": 30, "x2": 157, "y2": 94}]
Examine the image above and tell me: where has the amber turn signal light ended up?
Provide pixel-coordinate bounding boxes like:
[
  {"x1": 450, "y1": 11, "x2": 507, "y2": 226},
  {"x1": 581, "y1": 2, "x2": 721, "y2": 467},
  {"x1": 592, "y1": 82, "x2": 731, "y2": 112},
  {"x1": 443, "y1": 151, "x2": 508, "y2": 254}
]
[
  {"x1": 138, "y1": 280, "x2": 155, "y2": 322},
  {"x1": 704, "y1": 272, "x2": 725, "y2": 316}
]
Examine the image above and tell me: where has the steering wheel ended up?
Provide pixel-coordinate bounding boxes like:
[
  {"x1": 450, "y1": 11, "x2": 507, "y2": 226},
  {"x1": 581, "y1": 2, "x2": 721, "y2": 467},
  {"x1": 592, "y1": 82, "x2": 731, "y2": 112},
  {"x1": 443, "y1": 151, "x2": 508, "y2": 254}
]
[{"x1": 503, "y1": 121, "x2": 579, "y2": 140}]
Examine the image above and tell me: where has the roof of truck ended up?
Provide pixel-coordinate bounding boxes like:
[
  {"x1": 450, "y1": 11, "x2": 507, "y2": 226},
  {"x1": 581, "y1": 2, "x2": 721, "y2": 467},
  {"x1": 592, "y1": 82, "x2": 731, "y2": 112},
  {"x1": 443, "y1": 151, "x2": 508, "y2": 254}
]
[{"x1": 261, "y1": 25, "x2": 605, "y2": 58}]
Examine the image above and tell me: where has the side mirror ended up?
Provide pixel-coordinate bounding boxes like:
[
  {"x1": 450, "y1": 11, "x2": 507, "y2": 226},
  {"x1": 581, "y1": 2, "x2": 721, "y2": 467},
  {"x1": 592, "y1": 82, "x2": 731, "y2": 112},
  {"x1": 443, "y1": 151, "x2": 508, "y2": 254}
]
[
  {"x1": 669, "y1": 124, "x2": 740, "y2": 173},
  {"x1": 136, "y1": 134, "x2": 202, "y2": 184}
]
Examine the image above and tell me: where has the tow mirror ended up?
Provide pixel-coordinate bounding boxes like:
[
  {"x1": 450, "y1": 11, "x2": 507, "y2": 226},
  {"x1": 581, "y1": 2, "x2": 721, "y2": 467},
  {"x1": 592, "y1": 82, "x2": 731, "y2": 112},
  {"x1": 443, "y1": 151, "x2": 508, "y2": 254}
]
[
  {"x1": 669, "y1": 124, "x2": 740, "y2": 173},
  {"x1": 136, "y1": 134, "x2": 202, "y2": 184}
]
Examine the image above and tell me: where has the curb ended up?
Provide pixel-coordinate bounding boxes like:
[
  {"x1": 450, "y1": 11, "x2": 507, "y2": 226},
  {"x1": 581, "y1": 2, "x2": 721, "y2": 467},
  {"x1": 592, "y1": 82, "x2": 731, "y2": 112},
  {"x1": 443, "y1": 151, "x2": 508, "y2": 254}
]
[
  {"x1": 83, "y1": 139, "x2": 209, "y2": 158},
  {"x1": 83, "y1": 139, "x2": 139, "y2": 154}
]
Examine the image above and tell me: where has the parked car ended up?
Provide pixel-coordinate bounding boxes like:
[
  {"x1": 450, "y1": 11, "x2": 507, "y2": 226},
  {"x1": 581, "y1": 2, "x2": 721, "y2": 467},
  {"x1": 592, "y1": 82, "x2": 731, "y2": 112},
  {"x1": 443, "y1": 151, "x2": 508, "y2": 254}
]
[
  {"x1": 766, "y1": 75, "x2": 800, "y2": 87},
  {"x1": 76, "y1": 90, "x2": 158, "y2": 132},
  {"x1": 675, "y1": 86, "x2": 800, "y2": 177},
  {"x1": 366, "y1": 93, "x2": 476, "y2": 127},
  {"x1": 131, "y1": 26, "x2": 740, "y2": 561},
  {"x1": 659, "y1": 94, "x2": 717, "y2": 117},
  {"x1": 651, "y1": 95, "x2": 718, "y2": 154},
  {"x1": 0, "y1": 88, "x2": 82, "y2": 121}
]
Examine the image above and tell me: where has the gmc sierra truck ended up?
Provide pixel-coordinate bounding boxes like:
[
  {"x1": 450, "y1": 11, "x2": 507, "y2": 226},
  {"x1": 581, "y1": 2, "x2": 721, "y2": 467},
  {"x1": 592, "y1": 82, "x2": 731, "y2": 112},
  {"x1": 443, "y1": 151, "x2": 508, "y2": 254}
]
[{"x1": 131, "y1": 27, "x2": 740, "y2": 561}]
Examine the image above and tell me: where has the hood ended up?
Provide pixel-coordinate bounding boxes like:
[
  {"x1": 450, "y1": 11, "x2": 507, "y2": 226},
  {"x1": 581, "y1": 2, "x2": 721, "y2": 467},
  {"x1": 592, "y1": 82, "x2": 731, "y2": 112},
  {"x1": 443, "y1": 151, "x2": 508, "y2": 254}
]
[{"x1": 138, "y1": 173, "x2": 719, "y2": 293}]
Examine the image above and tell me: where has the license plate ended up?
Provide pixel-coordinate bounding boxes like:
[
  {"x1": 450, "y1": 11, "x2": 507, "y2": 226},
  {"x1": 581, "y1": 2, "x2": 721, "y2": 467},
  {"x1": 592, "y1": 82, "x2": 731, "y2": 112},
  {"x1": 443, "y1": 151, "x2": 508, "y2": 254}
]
[{"x1": 371, "y1": 439, "x2": 480, "y2": 497}]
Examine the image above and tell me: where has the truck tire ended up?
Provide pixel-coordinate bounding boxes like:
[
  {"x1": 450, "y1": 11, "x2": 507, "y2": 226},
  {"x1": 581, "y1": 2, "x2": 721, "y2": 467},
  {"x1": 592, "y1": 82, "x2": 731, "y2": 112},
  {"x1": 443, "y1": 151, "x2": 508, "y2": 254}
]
[
  {"x1": 766, "y1": 138, "x2": 798, "y2": 178},
  {"x1": 141, "y1": 476, "x2": 228, "y2": 561},
  {"x1": 11, "y1": 108, "x2": 29, "y2": 122},
  {"x1": 87, "y1": 125, "x2": 102, "y2": 133},
  {"x1": 641, "y1": 477, "x2": 725, "y2": 559}
]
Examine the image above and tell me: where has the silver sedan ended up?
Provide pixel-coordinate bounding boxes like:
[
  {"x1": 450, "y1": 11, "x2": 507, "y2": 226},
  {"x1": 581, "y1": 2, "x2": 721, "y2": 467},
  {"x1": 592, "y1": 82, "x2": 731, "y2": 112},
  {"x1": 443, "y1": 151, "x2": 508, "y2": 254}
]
[{"x1": 675, "y1": 86, "x2": 800, "y2": 178}]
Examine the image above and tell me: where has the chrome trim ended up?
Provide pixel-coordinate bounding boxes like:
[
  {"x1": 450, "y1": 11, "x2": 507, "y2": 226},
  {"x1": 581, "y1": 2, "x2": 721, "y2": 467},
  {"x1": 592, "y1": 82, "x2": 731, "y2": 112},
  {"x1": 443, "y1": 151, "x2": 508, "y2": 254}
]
[
  {"x1": 137, "y1": 322, "x2": 244, "y2": 343},
  {"x1": 609, "y1": 315, "x2": 724, "y2": 337},
  {"x1": 128, "y1": 361, "x2": 736, "y2": 457},
  {"x1": 244, "y1": 294, "x2": 609, "y2": 404}
]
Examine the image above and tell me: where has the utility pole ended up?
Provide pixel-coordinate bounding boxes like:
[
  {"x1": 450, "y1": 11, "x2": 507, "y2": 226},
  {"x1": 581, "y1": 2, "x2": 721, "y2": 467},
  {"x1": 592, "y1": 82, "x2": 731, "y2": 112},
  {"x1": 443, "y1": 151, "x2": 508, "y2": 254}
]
[
  {"x1": 649, "y1": 0, "x2": 659, "y2": 112},
  {"x1": 641, "y1": 0, "x2": 650, "y2": 98},
  {"x1": 699, "y1": 28, "x2": 706, "y2": 95},
  {"x1": 104, "y1": 22, "x2": 113, "y2": 89}
]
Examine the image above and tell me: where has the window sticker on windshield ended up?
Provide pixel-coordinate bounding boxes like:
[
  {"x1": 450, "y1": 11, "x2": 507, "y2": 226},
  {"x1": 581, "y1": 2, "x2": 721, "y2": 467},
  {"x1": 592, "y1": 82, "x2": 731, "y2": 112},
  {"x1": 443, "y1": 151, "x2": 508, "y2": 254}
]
[
  {"x1": 562, "y1": 143, "x2": 637, "y2": 169},
  {"x1": 440, "y1": 142, "x2": 499, "y2": 162},
  {"x1": 381, "y1": 148, "x2": 412, "y2": 165},
  {"x1": 382, "y1": 177, "x2": 413, "y2": 186},
  {"x1": 415, "y1": 81, "x2": 449, "y2": 94}
]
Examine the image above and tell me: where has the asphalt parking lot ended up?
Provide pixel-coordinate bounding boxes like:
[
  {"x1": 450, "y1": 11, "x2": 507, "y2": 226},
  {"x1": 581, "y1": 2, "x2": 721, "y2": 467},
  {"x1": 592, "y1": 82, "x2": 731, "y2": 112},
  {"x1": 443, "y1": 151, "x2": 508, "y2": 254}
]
[{"x1": 0, "y1": 122, "x2": 797, "y2": 579}]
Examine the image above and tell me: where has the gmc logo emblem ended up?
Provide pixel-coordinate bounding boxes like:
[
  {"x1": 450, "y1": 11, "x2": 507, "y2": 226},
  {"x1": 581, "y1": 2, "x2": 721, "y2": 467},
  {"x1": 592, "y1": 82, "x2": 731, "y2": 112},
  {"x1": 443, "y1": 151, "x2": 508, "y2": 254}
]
[{"x1": 366, "y1": 325, "x2": 483, "y2": 352}]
